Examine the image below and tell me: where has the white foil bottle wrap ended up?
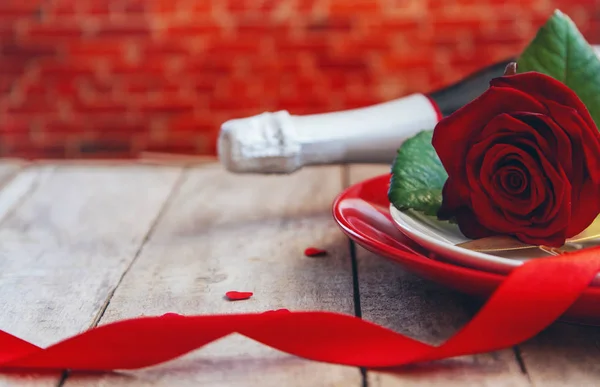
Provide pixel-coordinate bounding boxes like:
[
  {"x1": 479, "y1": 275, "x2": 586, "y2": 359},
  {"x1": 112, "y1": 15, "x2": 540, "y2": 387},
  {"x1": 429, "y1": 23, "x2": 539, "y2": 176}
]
[{"x1": 218, "y1": 93, "x2": 441, "y2": 174}]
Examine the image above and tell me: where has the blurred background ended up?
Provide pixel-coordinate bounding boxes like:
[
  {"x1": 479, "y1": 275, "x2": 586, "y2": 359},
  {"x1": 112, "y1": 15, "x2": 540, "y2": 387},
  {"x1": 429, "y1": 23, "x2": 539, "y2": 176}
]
[{"x1": 0, "y1": 0, "x2": 598, "y2": 159}]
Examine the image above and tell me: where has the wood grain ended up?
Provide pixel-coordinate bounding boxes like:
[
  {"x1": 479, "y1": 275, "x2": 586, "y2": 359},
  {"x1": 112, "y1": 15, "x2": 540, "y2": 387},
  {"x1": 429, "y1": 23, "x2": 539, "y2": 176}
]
[
  {"x1": 0, "y1": 164, "x2": 182, "y2": 386},
  {"x1": 518, "y1": 321, "x2": 600, "y2": 386},
  {"x1": 349, "y1": 164, "x2": 530, "y2": 386},
  {"x1": 0, "y1": 161, "x2": 23, "y2": 183},
  {"x1": 0, "y1": 162, "x2": 58, "y2": 387},
  {"x1": 65, "y1": 164, "x2": 361, "y2": 387},
  {"x1": 0, "y1": 162, "x2": 39, "y2": 222}
]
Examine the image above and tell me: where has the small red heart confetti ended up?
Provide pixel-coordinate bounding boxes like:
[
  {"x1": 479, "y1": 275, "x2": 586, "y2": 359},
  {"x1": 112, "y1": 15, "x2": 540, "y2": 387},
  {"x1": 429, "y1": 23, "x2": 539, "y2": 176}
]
[
  {"x1": 263, "y1": 308, "x2": 291, "y2": 315},
  {"x1": 225, "y1": 291, "x2": 253, "y2": 301},
  {"x1": 161, "y1": 313, "x2": 183, "y2": 318},
  {"x1": 304, "y1": 247, "x2": 327, "y2": 257}
]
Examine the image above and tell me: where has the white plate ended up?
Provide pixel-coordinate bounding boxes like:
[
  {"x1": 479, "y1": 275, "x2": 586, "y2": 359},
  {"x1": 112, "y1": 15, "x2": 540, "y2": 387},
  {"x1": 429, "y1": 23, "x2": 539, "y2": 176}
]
[{"x1": 389, "y1": 204, "x2": 600, "y2": 286}]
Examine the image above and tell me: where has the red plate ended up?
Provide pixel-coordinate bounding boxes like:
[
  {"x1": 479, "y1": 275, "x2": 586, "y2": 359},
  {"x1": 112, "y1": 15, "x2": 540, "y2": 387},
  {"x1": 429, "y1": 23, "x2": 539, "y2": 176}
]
[{"x1": 333, "y1": 174, "x2": 600, "y2": 325}]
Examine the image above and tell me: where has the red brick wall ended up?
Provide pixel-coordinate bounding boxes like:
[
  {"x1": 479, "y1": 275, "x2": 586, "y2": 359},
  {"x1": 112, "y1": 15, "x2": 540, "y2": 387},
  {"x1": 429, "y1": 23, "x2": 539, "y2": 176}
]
[{"x1": 1, "y1": 0, "x2": 598, "y2": 159}]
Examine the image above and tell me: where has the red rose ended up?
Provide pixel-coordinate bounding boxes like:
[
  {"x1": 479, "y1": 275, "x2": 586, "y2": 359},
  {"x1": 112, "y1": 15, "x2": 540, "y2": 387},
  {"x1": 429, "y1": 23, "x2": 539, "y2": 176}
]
[{"x1": 432, "y1": 72, "x2": 600, "y2": 247}]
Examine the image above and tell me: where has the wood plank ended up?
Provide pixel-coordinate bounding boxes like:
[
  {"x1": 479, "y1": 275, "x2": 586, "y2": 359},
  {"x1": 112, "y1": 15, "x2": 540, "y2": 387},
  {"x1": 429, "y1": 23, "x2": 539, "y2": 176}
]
[
  {"x1": 64, "y1": 164, "x2": 361, "y2": 387},
  {"x1": 517, "y1": 316, "x2": 600, "y2": 385},
  {"x1": 0, "y1": 161, "x2": 23, "y2": 183},
  {"x1": 349, "y1": 164, "x2": 530, "y2": 386},
  {"x1": 0, "y1": 162, "x2": 38, "y2": 221},
  {"x1": 0, "y1": 162, "x2": 58, "y2": 387},
  {"x1": 0, "y1": 164, "x2": 182, "y2": 386}
]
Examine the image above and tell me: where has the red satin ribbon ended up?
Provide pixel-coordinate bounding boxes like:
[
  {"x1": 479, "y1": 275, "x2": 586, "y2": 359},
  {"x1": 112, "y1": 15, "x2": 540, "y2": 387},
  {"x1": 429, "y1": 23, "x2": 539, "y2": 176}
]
[{"x1": 0, "y1": 249, "x2": 599, "y2": 372}]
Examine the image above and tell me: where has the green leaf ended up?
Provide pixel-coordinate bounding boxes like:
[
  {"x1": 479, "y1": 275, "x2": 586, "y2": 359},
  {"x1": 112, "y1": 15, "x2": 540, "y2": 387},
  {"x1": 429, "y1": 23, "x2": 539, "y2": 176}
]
[
  {"x1": 388, "y1": 130, "x2": 447, "y2": 216},
  {"x1": 517, "y1": 9, "x2": 600, "y2": 127}
]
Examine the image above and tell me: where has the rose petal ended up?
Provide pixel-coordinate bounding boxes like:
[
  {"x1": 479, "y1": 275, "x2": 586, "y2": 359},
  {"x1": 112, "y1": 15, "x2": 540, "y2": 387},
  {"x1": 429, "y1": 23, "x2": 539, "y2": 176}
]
[
  {"x1": 476, "y1": 144, "x2": 528, "y2": 211},
  {"x1": 497, "y1": 166, "x2": 527, "y2": 195},
  {"x1": 454, "y1": 207, "x2": 497, "y2": 240},
  {"x1": 504, "y1": 150, "x2": 569, "y2": 238},
  {"x1": 304, "y1": 247, "x2": 327, "y2": 257},
  {"x1": 470, "y1": 145, "x2": 557, "y2": 233},
  {"x1": 438, "y1": 178, "x2": 464, "y2": 219},
  {"x1": 432, "y1": 86, "x2": 547, "y2": 187},
  {"x1": 568, "y1": 179, "x2": 600, "y2": 237},
  {"x1": 474, "y1": 113, "x2": 568, "y2": 175},
  {"x1": 519, "y1": 158, "x2": 570, "y2": 240},
  {"x1": 542, "y1": 100, "x2": 600, "y2": 236},
  {"x1": 546, "y1": 100, "x2": 600, "y2": 183},
  {"x1": 514, "y1": 113, "x2": 572, "y2": 174},
  {"x1": 491, "y1": 72, "x2": 598, "y2": 132},
  {"x1": 478, "y1": 135, "x2": 565, "y2": 226},
  {"x1": 468, "y1": 143, "x2": 544, "y2": 218},
  {"x1": 515, "y1": 229, "x2": 567, "y2": 247},
  {"x1": 225, "y1": 291, "x2": 253, "y2": 301},
  {"x1": 464, "y1": 130, "x2": 540, "y2": 217},
  {"x1": 524, "y1": 144, "x2": 569, "y2": 225}
]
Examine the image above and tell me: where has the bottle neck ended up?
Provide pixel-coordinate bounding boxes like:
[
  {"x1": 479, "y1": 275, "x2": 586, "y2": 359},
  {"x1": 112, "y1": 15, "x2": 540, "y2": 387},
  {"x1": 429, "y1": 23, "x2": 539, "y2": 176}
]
[{"x1": 296, "y1": 93, "x2": 441, "y2": 165}]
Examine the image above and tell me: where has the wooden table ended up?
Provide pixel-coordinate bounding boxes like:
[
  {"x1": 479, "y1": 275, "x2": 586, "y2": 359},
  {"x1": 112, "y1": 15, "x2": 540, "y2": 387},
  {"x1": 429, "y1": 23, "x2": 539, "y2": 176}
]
[{"x1": 0, "y1": 160, "x2": 597, "y2": 387}]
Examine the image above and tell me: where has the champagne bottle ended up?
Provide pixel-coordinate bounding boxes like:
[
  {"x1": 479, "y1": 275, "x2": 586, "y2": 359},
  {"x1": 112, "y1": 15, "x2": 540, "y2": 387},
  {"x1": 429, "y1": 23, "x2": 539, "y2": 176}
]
[{"x1": 218, "y1": 46, "x2": 600, "y2": 174}]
